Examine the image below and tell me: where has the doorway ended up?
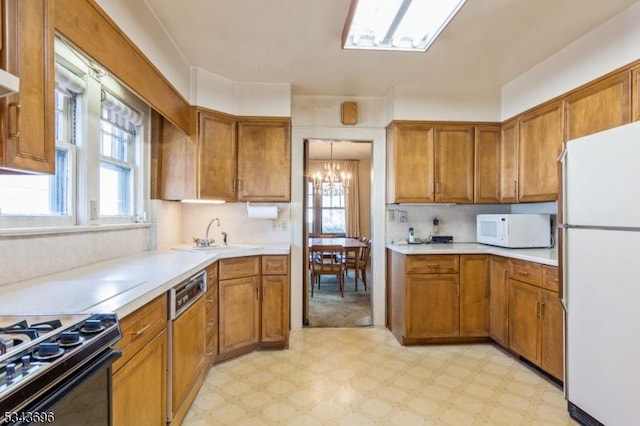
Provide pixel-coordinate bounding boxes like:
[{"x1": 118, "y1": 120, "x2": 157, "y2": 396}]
[{"x1": 303, "y1": 139, "x2": 373, "y2": 327}]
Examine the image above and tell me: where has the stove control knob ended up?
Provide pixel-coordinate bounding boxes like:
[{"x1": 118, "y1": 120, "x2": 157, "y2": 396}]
[
  {"x1": 60, "y1": 331, "x2": 81, "y2": 345},
  {"x1": 21, "y1": 355, "x2": 30, "y2": 369},
  {"x1": 6, "y1": 363, "x2": 16, "y2": 380},
  {"x1": 38, "y1": 342, "x2": 60, "y2": 357},
  {"x1": 83, "y1": 319, "x2": 102, "y2": 332}
]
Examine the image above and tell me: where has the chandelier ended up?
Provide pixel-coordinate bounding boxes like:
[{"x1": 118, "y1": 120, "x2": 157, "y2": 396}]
[{"x1": 312, "y1": 141, "x2": 351, "y2": 196}]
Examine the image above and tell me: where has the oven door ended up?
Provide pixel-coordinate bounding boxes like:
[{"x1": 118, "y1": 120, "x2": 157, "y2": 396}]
[{"x1": 8, "y1": 349, "x2": 121, "y2": 426}]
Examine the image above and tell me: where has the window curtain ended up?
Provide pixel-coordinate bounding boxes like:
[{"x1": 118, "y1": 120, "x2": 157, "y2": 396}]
[
  {"x1": 342, "y1": 160, "x2": 360, "y2": 237},
  {"x1": 55, "y1": 63, "x2": 86, "y2": 96}
]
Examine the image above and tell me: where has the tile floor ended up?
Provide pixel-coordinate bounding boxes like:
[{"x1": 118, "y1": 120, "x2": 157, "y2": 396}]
[{"x1": 183, "y1": 327, "x2": 576, "y2": 425}]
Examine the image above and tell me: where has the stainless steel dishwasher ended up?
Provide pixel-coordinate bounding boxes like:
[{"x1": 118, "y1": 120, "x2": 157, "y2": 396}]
[{"x1": 167, "y1": 270, "x2": 207, "y2": 423}]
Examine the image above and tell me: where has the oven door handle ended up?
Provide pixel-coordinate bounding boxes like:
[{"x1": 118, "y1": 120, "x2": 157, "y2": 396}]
[{"x1": 23, "y1": 349, "x2": 122, "y2": 415}]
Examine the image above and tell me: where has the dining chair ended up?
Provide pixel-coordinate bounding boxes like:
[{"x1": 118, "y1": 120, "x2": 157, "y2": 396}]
[
  {"x1": 344, "y1": 238, "x2": 371, "y2": 291},
  {"x1": 309, "y1": 245, "x2": 345, "y2": 297}
]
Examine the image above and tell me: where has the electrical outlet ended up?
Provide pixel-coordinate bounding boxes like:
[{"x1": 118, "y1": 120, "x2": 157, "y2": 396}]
[
  {"x1": 398, "y1": 210, "x2": 408, "y2": 222},
  {"x1": 90, "y1": 200, "x2": 99, "y2": 221},
  {"x1": 273, "y1": 221, "x2": 288, "y2": 232}
]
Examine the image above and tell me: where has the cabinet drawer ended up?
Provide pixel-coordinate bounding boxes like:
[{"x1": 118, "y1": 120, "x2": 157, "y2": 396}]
[
  {"x1": 508, "y1": 259, "x2": 542, "y2": 287},
  {"x1": 406, "y1": 255, "x2": 459, "y2": 274},
  {"x1": 542, "y1": 265, "x2": 560, "y2": 293},
  {"x1": 113, "y1": 295, "x2": 167, "y2": 372},
  {"x1": 219, "y1": 256, "x2": 260, "y2": 280},
  {"x1": 262, "y1": 255, "x2": 289, "y2": 275}
]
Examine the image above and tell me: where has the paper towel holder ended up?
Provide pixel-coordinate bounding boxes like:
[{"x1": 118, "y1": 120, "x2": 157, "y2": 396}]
[{"x1": 246, "y1": 202, "x2": 279, "y2": 219}]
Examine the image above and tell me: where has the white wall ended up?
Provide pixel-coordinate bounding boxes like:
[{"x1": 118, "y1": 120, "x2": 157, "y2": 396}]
[
  {"x1": 502, "y1": 2, "x2": 640, "y2": 119},
  {"x1": 389, "y1": 86, "x2": 502, "y2": 122},
  {"x1": 95, "y1": 0, "x2": 191, "y2": 100},
  {"x1": 193, "y1": 68, "x2": 292, "y2": 116}
]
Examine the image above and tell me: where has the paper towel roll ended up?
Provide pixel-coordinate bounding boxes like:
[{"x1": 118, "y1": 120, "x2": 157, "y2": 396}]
[{"x1": 246, "y1": 203, "x2": 278, "y2": 219}]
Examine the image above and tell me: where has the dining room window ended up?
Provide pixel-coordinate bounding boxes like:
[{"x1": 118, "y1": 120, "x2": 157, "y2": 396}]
[{"x1": 307, "y1": 180, "x2": 346, "y2": 236}]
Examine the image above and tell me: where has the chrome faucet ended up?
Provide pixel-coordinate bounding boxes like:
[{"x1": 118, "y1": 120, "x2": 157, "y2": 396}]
[{"x1": 193, "y1": 217, "x2": 221, "y2": 247}]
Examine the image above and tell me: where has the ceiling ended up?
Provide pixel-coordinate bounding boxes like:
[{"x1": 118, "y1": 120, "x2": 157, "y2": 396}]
[{"x1": 142, "y1": 0, "x2": 639, "y2": 97}]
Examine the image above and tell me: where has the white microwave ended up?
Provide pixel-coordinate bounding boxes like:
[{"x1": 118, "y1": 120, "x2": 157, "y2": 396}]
[{"x1": 476, "y1": 214, "x2": 551, "y2": 248}]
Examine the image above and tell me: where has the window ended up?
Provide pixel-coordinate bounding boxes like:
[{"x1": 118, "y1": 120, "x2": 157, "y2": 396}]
[
  {"x1": 0, "y1": 39, "x2": 148, "y2": 229},
  {"x1": 307, "y1": 180, "x2": 346, "y2": 236},
  {"x1": 99, "y1": 93, "x2": 141, "y2": 216}
]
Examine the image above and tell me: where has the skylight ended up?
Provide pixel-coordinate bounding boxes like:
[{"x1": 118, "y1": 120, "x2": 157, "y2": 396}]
[{"x1": 342, "y1": 0, "x2": 467, "y2": 52}]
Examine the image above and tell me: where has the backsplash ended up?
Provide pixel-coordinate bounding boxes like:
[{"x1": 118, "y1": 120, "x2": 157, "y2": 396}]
[
  {"x1": 177, "y1": 202, "x2": 293, "y2": 247},
  {"x1": 386, "y1": 204, "x2": 510, "y2": 244},
  {"x1": 386, "y1": 203, "x2": 559, "y2": 245},
  {"x1": 0, "y1": 226, "x2": 152, "y2": 287}
]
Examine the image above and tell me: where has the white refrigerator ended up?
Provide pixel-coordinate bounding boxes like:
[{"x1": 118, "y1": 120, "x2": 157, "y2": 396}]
[{"x1": 561, "y1": 121, "x2": 640, "y2": 425}]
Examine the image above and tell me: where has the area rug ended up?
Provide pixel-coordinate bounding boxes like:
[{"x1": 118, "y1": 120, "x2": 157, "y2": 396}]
[{"x1": 307, "y1": 273, "x2": 372, "y2": 328}]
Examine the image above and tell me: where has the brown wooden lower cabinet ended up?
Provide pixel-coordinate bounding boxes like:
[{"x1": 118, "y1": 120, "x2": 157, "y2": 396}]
[
  {"x1": 541, "y1": 289, "x2": 564, "y2": 380},
  {"x1": 112, "y1": 295, "x2": 167, "y2": 425},
  {"x1": 218, "y1": 274, "x2": 261, "y2": 360},
  {"x1": 507, "y1": 261, "x2": 564, "y2": 381},
  {"x1": 112, "y1": 330, "x2": 167, "y2": 426},
  {"x1": 489, "y1": 256, "x2": 509, "y2": 347},
  {"x1": 387, "y1": 250, "x2": 563, "y2": 381},
  {"x1": 388, "y1": 252, "x2": 489, "y2": 344},
  {"x1": 171, "y1": 295, "x2": 206, "y2": 425},
  {"x1": 217, "y1": 255, "x2": 290, "y2": 362},
  {"x1": 508, "y1": 278, "x2": 542, "y2": 364}
]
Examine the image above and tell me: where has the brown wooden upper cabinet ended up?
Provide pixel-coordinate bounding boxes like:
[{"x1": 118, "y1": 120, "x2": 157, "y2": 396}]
[
  {"x1": 499, "y1": 119, "x2": 518, "y2": 203},
  {"x1": 517, "y1": 100, "x2": 563, "y2": 202},
  {"x1": 474, "y1": 125, "x2": 501, "y2": 204},
  {"x1": 632, "y1": 64, "x2": 640, "y2": 122},
  {"x1": 386, "y1": 122, "x2": 435, "y2": 203},
  {"x1": 0, "y1": 0, "x2": 55, "y2": 174},
  {"x1": 386, "y1": 122, "x2": 474, "y2": 203},
  {"x1": 198, "y1": 110, "x2": 238, "y2": 201},
  {"x1": 564, "y1": 71, "x2": 631, "y2": 141},
  {"x1": 237, "y1": 118, "x2": 291, "y2": 202},
  {"x1": 434, "y1": 125, "x2": 474, "y2": 203},
  {"x1": 191, "y1": 110, "x2": 291, "y2": 202}
]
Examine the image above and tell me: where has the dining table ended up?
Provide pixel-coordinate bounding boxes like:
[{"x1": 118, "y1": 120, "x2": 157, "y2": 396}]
[{"x1": 307, "y1": 237, "x2": 368, "y2": 287}]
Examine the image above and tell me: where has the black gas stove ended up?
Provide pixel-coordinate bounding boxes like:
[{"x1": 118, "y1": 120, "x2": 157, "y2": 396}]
[{"x1": 0, "y1": 314, "x2": 121, "y2": 425}]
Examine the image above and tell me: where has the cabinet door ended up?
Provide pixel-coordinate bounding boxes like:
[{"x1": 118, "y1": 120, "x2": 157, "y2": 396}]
[
  {"x1": 508, "y1": 279, "x2": 541, "y2": 364},
  {"x1": 541, "y1": 289, "x2": 564, "y2": 381},
  {"x1": 218, "y1": 275, "x2": 260, "y2": 356},
  {"x1": 565, "y1": 71, "x2": 631, "y2": 141},
  {"x1": 1, "y1": 0, "x2": 55, "y2": 173},
  {"x1": 474, "y1": 125, "x2": 501, "y2": 203},
  {"x1": 261, "y1": 275, "x2": 289, "y2": 345},
  {"x1": 113, "y1": 330, "x2": 167, "y2": 426},
  {"x1": 489, "y1": 257, "x2": 509, "y2": 347},
  {"x1": 198, "y1": 110, "x2": 237, "y2": 200},
  {"x1": 500, "y1": 118, "x2": 518, "y2": 203},
  {"x1": 237, "y1": 119, "x2": 291, "y2": 201},
  {"x1": 171, "y1": 296, "x2": 206, "y2": 413},
  {"x1": 406, "y1": 274, "x2": 459, "y2": 338},
  {"x1": 434, "y1": 125, "x2": 474, "y2": 203},
  {"x1": 386, "y1": 123, "x2": 435, "y2": 203},
  {"x1": 459, "y1": 255, "x2": 490, "y2": 337},
  {"x1": 518, "y1": 101, "x2": 563, "y2": 202},
  {"x1": 154, "y1": 112, "x2": 197, "y2": 201}
]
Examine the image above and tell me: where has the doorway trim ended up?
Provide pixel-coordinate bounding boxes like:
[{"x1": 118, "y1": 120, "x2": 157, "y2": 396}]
[{"x1": 290, "y1": 126, "x2": 386, "y2": 329}]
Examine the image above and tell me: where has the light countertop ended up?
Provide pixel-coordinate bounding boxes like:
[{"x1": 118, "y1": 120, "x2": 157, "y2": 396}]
[
  {"x1": 0, "y1": 243, "x2": 290, "y2": 319},
  {"x1": 386, "y1": 243, "x2": 558, "y2": 266}
]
